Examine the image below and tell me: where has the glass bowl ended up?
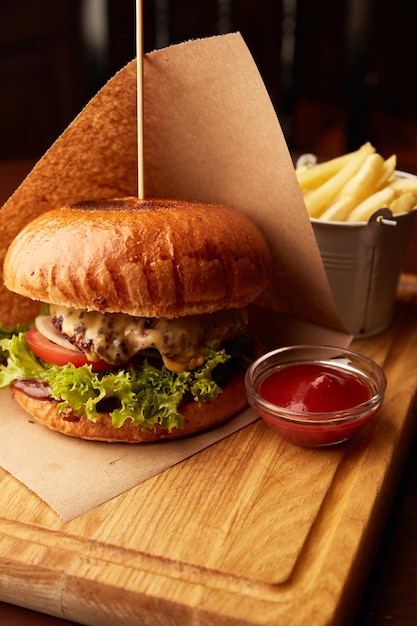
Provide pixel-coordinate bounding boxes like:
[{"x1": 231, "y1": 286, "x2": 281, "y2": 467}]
[{"x1": 245, "y1": 345, "x2": 387, "y2": 447}]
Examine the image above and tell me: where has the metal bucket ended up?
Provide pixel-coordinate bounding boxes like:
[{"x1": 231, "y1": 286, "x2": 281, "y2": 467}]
[{"x1": 311, "y1": 173, "x2": 416, "y2": 337}]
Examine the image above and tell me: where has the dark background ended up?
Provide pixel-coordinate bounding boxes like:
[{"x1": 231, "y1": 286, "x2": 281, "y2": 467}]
[{"x1": 2, "y1": 0, "x2": 417, "y2": 173}]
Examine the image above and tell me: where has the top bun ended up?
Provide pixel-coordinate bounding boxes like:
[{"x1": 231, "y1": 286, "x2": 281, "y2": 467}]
[{"x1": 4, "y1": 197, "x2": 272, "y2": 318}]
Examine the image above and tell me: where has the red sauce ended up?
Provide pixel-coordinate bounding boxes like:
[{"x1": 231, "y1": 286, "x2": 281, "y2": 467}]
[{"x1": 259, "y1": 363, "x2": 372, "y2": 414}]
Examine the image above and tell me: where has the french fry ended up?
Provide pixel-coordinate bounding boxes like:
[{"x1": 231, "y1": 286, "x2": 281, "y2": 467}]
[
  {"x1": 374, "y1": 154, "x2": 397, "y2": 190},
  {"x1": 388, "y1": 177, "x2": 417, "y2": 194},
  {"x1": 320, "y1": 153, "x2": 386, "y2": 221},
  {"x1": 296, "y1": 142, "x2": 375, "y2": 192},
  {"x1": 297, "y1": 143, "x2": 417, "y2": 223},
  {"x1": 304, "y1": 143, "x2": 376, "y2": 218},
  {"x1": 389, "y1": 191, "x2": 417, "y2": 214},
  {"x1": 346, "y1": 187, "x2": 395, "y2": 222}
]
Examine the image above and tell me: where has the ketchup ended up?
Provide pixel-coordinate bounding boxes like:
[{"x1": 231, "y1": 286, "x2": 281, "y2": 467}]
[{"x1": 259, "y1": 363, "x2": 372, "y2": 414}]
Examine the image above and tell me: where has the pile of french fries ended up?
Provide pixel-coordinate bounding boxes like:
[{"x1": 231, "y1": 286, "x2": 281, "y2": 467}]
[{"x1": 296, "y1": 142, "x2": 417, "y2": 222}]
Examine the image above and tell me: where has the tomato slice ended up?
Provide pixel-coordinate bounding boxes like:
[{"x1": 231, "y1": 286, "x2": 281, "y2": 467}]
[{"x1": 26, "y1": 327, "x2": 112, "y2": 371}]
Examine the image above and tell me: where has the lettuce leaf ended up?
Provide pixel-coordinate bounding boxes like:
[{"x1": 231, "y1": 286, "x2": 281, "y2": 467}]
[
  {"x1": 0, "y1": 320, "x2": 33, "y2": 341},
  {"x1": 0, "y1": 332, "x2": 47, "y2": 386},
  {"x1": 0, "y1": 332, "x2": 232, "y2": 431}
]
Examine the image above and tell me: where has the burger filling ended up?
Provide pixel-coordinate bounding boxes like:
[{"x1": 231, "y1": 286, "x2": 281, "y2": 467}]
[
  {"x1": 49, "y1": 305, "x2": 248, "y2": 373},
  {"x1": 0, "y1": 309, "x2": 254, "y2": 432}
]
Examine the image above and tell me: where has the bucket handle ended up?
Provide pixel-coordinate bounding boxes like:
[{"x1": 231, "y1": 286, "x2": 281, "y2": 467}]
[{"x1": 369, "y1": 208, "x2": 397, "y2": 227}]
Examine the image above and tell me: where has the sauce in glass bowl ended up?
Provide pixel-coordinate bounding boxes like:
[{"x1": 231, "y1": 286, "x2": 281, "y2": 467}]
[
  {"x1": 245, "y1": 345, "x2": 386, "y2": 447},
  {"x1": 259, "y1": 362, "x2": 372, "y2": 414}
]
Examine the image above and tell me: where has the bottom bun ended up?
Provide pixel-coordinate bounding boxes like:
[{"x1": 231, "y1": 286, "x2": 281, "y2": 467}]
[{"x1": 12, "y1": 373, "x2": 248, "y2": 442}]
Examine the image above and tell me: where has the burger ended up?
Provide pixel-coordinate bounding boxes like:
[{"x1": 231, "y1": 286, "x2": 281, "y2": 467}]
[{"x1": 0, "y1": 197, "x2": 272, "y2": 442}]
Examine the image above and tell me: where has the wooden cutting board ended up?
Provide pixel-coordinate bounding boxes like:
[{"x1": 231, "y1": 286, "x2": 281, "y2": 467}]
[{"x1": 1, "y1": 276, "x2": 417, "y2": 626}]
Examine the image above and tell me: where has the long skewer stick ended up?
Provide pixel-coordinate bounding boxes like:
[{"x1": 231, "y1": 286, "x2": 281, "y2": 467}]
[{"x1": 136, "y1": 0, "x2": 145, "y2": 199}]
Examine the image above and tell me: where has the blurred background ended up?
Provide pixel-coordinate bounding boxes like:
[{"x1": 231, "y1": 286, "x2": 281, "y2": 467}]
[{"x1": 2, "y1": 0, "x2": 417, "y2": 169}]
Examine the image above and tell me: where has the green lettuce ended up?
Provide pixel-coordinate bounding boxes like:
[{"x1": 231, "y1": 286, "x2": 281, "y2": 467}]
[
  {"x1": 0, "y1": 320, "x2": 33, "y2": 341},
  {"x1": 0, "y1": 331, "x2": 231, "y2": 431},
  {"x1": 0, "y1": 332, "x2": 46, "y2": 384}
]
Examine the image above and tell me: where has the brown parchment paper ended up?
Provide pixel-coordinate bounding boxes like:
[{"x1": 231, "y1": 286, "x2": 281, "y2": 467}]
[
  {"x1": 0, "y1": 388, "x2": 258, "y2": 521},
  {"x1": 0, "y1": 33, "x2": 350, "y2": 520}
]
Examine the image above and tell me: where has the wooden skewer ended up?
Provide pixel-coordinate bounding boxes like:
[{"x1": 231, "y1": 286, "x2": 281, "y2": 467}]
[{"x1": 136, "y1": 0, "x2": 145, "y2": 199}]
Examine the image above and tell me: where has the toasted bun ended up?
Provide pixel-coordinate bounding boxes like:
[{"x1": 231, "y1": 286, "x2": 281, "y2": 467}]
[
  {"x1": 11, "y1": 371, "x2": 248, "y2": 442},
  {"x1": 4, "y1": 197, "x2": 271, "y2": 318}
]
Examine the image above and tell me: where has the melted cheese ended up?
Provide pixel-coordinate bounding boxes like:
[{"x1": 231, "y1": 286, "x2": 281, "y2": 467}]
[{"x1": 49, "y1": 305, "x2": 248, "y2": 372}]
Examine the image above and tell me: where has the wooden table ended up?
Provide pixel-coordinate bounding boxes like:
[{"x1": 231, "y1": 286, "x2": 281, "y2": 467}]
[
  {"x1": 2, "y1": 440, "x2": 417, "y2": 626},
  {"x1": 1, "y1": 160, "x2": 417, "y2": 625},
  {"x1": 1, "y1": 442, "x2": 417, "y2": 626}
]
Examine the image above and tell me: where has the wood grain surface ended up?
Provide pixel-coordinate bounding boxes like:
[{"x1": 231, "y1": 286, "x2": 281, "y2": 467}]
[{"x1": 0, "y1": 276, "x2": 417, "y2": 625}]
